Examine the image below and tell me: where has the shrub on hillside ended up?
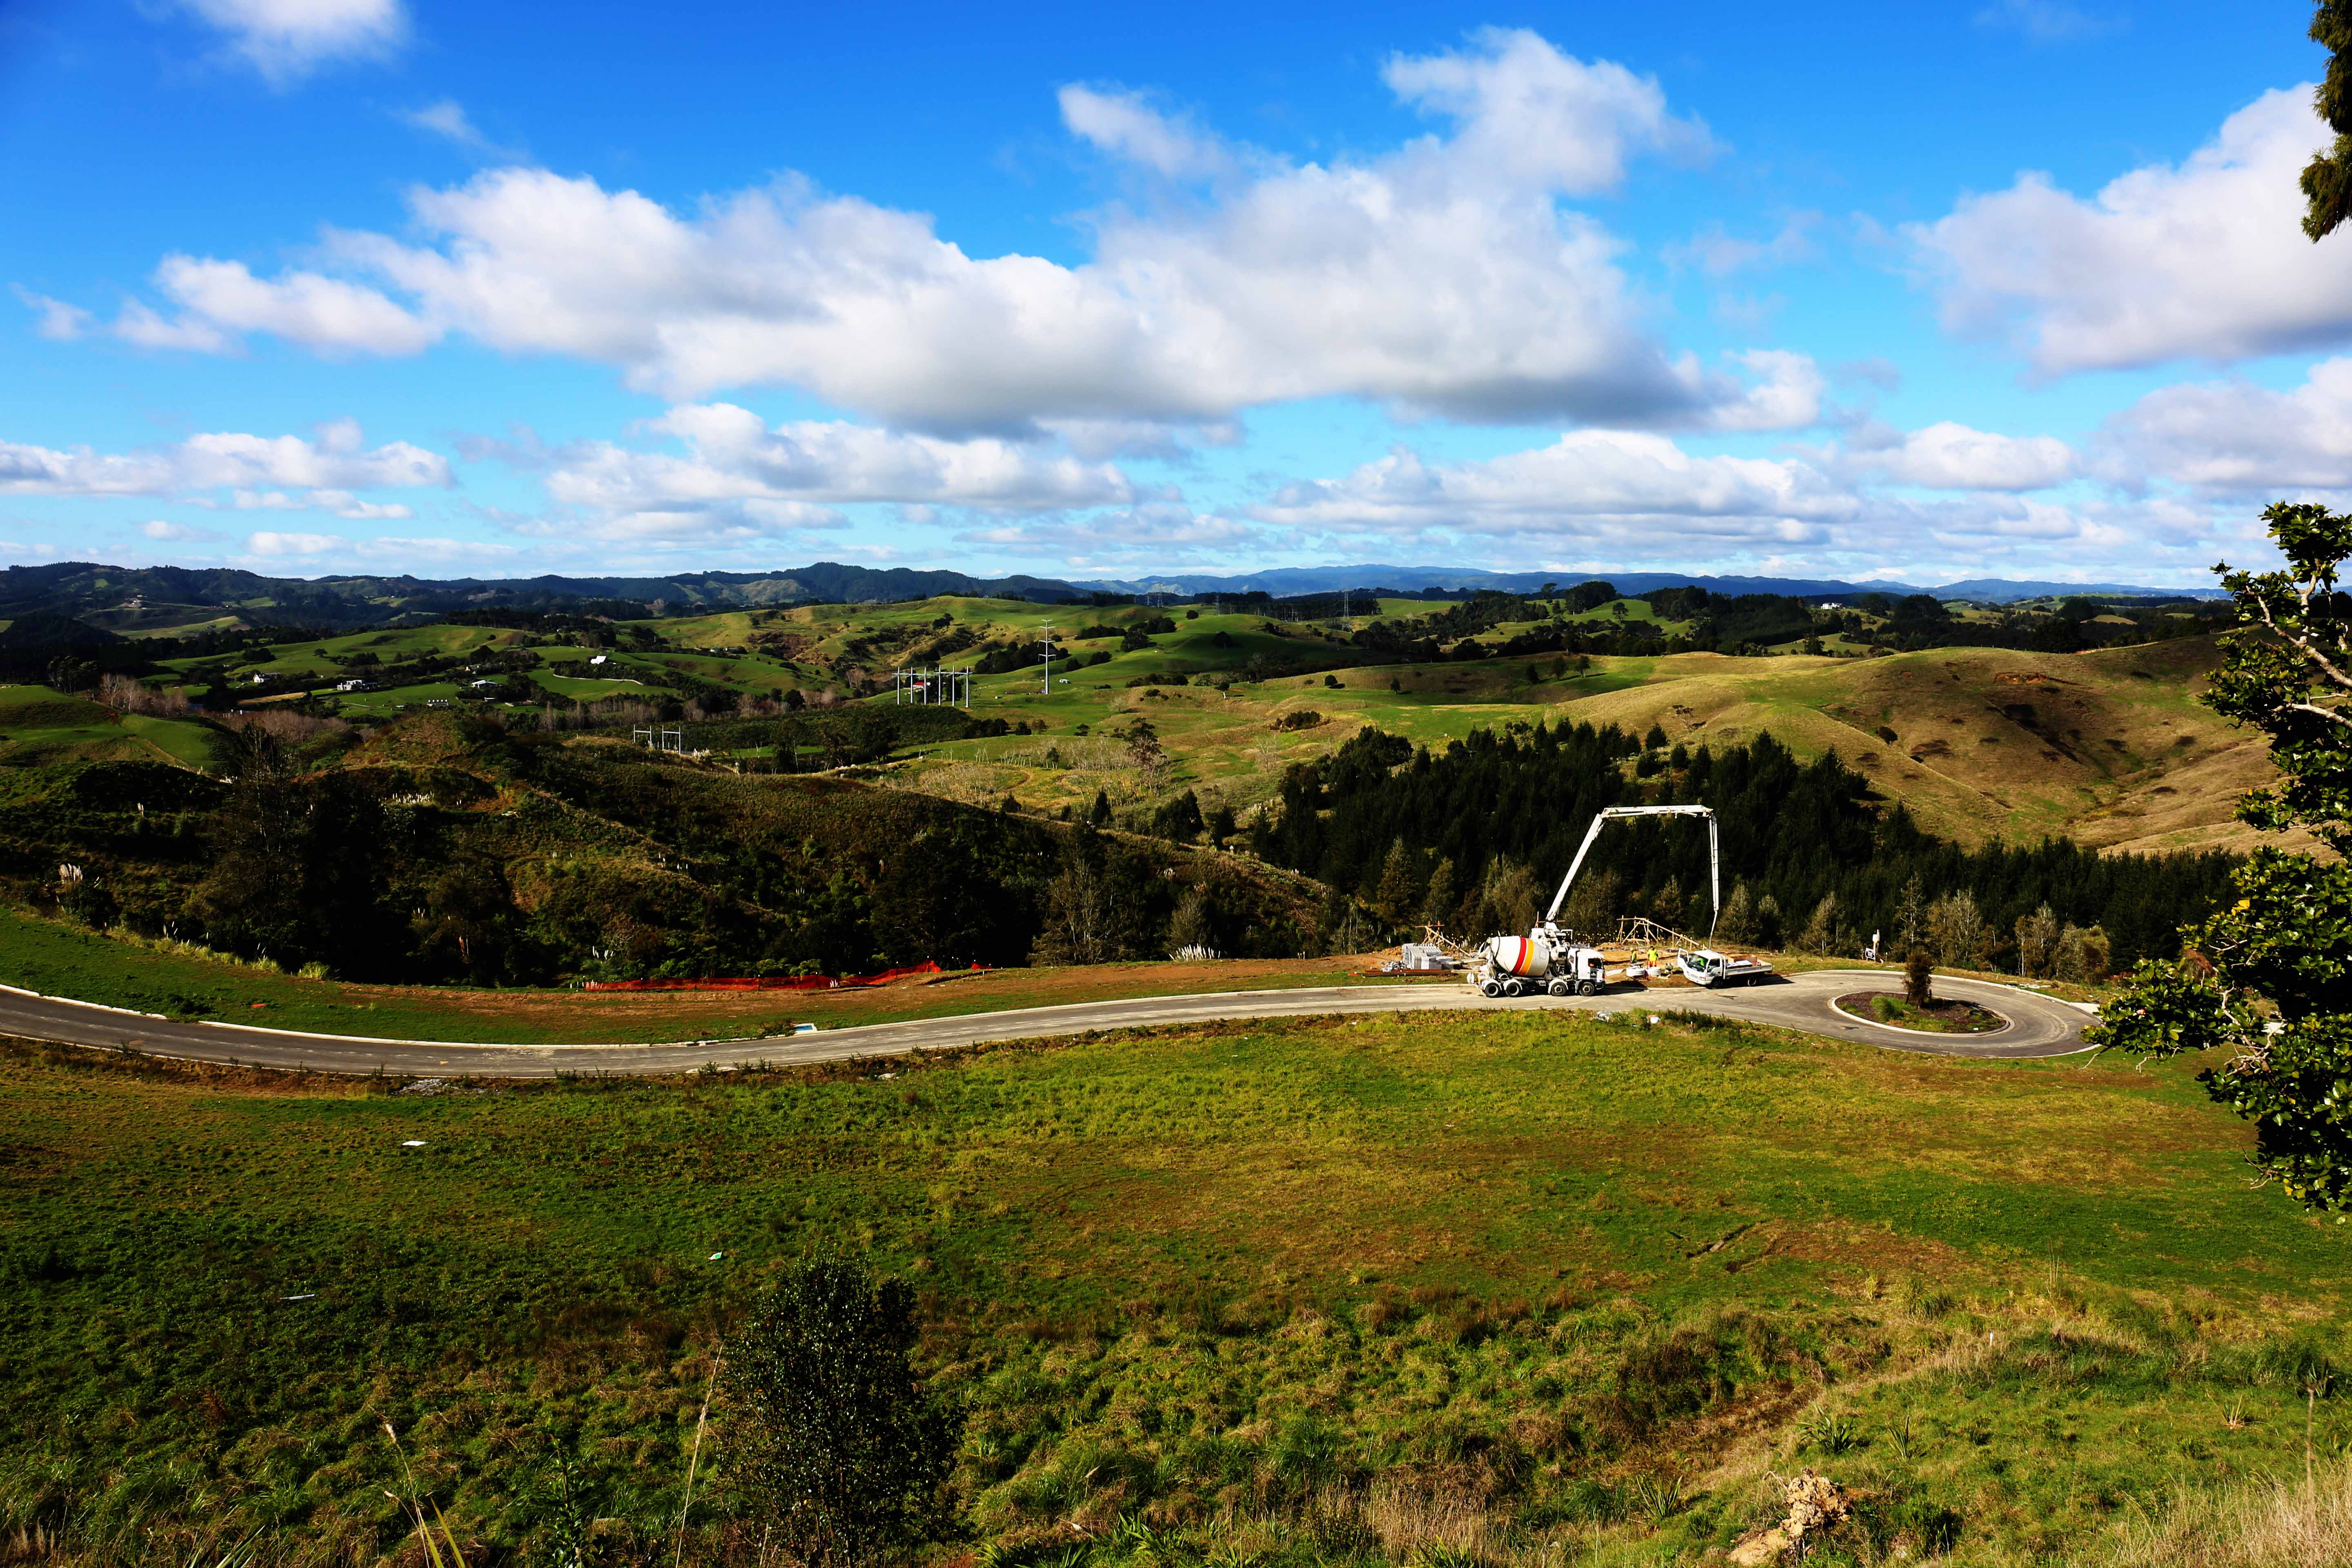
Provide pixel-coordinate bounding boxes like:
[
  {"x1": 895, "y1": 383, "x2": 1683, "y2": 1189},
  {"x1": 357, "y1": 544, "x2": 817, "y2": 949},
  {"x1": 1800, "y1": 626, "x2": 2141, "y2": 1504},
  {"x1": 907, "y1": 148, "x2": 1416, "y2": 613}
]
[{"x1": 723, "y1": 1258, "x2": 958, "y2": 1566}]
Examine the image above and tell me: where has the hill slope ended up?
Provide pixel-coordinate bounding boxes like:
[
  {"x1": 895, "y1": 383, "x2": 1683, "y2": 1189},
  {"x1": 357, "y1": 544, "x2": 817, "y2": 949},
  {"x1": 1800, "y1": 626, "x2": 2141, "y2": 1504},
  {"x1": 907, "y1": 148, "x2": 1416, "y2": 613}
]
[{"x1": 1539, "y1": 638, "x2": 2274, "y2": 854}]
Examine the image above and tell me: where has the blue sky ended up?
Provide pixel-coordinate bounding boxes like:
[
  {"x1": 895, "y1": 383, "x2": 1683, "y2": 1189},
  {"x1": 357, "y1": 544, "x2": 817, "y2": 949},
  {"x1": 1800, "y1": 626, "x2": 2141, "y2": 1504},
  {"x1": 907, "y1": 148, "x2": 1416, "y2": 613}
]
[{"x1": 0, "y1": 0, "x2": 2343, "y2": 586}]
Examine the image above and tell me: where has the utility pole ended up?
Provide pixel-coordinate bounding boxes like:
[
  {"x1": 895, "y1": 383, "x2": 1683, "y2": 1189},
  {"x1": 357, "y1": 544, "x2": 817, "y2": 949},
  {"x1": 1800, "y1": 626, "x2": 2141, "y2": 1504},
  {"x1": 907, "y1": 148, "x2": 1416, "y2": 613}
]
[{"x1": 1038, "y1": 624, "x2": 1053, "y2": 697}]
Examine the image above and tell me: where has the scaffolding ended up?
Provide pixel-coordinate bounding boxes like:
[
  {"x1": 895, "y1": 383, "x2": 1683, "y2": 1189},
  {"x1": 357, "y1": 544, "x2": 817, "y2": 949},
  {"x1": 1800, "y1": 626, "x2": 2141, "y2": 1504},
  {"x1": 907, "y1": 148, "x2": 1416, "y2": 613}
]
[{"x1": 893, "y1": 666, "x2": 972, "y2": 707}]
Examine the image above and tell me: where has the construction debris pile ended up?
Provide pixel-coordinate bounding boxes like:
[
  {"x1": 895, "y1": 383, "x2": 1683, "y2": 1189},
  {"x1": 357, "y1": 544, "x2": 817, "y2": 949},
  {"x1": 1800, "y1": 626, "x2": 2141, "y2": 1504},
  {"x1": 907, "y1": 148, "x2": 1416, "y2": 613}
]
[{"x1": 1730, "y1": 1469, "x2": 1855, "y2": 1566}]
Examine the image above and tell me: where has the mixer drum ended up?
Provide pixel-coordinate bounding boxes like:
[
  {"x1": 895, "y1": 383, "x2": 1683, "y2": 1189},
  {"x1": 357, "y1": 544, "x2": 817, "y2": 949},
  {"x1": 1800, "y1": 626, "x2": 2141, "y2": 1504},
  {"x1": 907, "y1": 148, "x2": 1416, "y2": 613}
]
[{"x1": 1486, "y1": 935, "x2": 1552, "y2": 977}]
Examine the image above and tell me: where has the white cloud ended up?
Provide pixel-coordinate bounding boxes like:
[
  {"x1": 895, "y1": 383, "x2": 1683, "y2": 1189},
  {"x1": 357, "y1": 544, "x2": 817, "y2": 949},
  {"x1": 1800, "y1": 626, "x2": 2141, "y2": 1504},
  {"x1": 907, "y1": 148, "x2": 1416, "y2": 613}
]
[
  {"x1": 227, "y1": 488, "x2": 323, "y2": 511},
  {"x1": 1249, "y1": 430, "x2": 1855, "y2": 546},
  {"x1": 537, "y1": 403, "x2": 1142, "y2": 515},
  {"x1": 1379, "y1": 26, "x2": 1717, "y2": 194},
  {"x1": 2098, "y1": 356, "x2": 2352, "y2": 492},
  {"x1": 13, "y1": 287, "x2": 90, "y2": 341},
  {"x1": 0, "y1": 421, "x2": 450, "y2": 506},
  {"x1": 396, "y1": 99, "x2": 522, "y2": 160},
  {"x1": 1909, "y1": 88, "x2": 2352, "y2": 376},
  {"x1": 312, "y1": 490, "x2": 416, "y2": 519},
  {"x1": 120, "y1": 255, "x2": 439, "y2": 356},
  {"x1": 1975, "y1": 0, "x2": 2123, "y2": 45},
  {"x1": 244, "y1": 530, "x2": 347, "y2": 556},
  {"x1": 1216, "y1": 425, "x2": 2246, "y2": 585},
  {"x1": 103, "y1": 30, "x2": 1811, "y2": 433},
  {"x1": 175, "y1": 0, "x2": 407, "y2": 83},
  {"x1": 1843, "y1": 421, "x2": 2078, "y2": 490},
  {"x1": 952, "y1": 504, "x2": 1274, "y2": 568},
  {"x1": 1704, "y1": 350, "x2": 1825, "y2": 432},
  {"x1": 1670, "y1": 213, "x2": 1820, "y2": 278},
  {"x1": 232, "y1": 532, "x2": 522, "y2": 569},
  {"x1": 1057, "y1": 87, "x2": 1233, "y2": 180},
  {"x1": 140, "y1": 519, "x2": 220, "y2": 541}
]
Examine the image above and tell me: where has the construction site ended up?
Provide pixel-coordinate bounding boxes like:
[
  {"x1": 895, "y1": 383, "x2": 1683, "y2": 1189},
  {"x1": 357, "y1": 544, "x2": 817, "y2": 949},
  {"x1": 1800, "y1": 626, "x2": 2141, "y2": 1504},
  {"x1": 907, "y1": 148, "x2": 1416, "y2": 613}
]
[{"x1": 1389, "y1": 804, "x2": 1776, "y2": 996}]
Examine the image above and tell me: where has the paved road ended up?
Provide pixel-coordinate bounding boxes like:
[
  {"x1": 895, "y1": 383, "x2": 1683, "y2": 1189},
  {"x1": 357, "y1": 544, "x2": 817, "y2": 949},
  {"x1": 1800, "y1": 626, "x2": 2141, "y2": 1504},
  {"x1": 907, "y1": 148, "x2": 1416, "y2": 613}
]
[{"x1": 0, "y1": 970, "x2": 2093, "y2": 1078}]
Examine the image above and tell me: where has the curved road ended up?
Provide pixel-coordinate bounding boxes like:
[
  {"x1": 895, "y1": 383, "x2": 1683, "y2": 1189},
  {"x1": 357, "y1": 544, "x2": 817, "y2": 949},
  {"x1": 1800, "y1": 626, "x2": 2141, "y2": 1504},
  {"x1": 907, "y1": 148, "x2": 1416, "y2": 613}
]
[{"x1": 0, "y1": 971, "x2": 2093, "y2": 1078}]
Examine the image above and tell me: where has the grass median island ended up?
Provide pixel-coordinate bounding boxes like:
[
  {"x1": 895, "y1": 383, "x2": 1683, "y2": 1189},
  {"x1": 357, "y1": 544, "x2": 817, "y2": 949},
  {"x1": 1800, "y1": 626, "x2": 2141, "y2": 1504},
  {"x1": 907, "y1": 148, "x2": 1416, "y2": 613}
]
[
  {"x1": 1838, "y1": 990, "x2": 2009, "y2": 1034},
  {"x1": 2, "y1": 1009, "x2": 2347, "y2": 1566}
]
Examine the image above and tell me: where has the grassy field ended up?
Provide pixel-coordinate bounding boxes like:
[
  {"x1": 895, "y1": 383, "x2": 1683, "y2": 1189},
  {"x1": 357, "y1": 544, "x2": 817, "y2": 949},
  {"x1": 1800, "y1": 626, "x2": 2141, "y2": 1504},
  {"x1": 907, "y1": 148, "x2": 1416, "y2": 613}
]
[
  {"x1": 0, "y1": 904, "x2": 1464, "y2": 1042},
  {"x1": 0, "y1": 686, "x2": 220, "y2": 771},
  {"x1": 2, "y1": 1007, "x2": 2345, "y2": 1566}
]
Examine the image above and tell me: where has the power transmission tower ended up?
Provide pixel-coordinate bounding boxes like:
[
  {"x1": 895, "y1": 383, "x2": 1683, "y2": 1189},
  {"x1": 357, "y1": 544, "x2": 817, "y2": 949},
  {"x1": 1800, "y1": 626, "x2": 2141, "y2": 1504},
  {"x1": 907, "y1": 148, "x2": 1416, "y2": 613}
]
[{"x1": 1038, "y1": 624, "x2": 1054, "y2": 697}]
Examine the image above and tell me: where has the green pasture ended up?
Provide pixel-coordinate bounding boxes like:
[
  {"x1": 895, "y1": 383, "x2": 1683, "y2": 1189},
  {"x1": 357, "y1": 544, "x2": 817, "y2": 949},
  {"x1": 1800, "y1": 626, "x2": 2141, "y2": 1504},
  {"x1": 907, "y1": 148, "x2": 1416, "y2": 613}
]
[
  {"x1": 0, "y1": 685, "x2": 220, "y2": 769},
  {"x1": 2, "y1": 1008, "x2": 2345, "y2": 1564}
]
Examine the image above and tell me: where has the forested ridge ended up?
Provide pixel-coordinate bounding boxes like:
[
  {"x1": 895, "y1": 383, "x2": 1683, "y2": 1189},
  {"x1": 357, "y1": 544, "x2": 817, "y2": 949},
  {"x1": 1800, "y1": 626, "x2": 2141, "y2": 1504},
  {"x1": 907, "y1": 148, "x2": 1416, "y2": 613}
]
[
  {"x1": 1252, "y1": 721, "x2": 2231, "y2": 971},
  {"x1": 2, "y1": 712, "x2": 1320, "y2": 991}
]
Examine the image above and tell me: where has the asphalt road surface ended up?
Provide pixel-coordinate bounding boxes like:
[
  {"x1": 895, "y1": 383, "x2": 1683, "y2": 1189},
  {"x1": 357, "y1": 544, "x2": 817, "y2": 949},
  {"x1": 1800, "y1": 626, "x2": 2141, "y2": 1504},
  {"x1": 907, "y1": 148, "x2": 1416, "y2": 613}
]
[{"x1": 0, "y1": 970, "x2": 2093, "y2": 1078}]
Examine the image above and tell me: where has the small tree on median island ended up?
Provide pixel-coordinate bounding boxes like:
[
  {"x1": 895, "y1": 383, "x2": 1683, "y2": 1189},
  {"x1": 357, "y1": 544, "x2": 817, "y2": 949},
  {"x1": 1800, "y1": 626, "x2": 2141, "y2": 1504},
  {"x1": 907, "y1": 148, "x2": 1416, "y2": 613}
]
[
  {"x1": 1906, "y1": 949, "x2": 1934, "y2": 1008},
  {"x1": 2089, "y1": 503, "x2": 2352, "y2": 1212},
  {"x1": 723, "y1": 1258, "x2": 959, "y2": 1566}
]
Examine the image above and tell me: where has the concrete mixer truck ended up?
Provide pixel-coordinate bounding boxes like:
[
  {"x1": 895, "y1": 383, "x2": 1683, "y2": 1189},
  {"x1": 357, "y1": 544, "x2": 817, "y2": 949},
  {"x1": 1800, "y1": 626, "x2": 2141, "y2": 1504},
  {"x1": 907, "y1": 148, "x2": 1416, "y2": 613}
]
[{"x1": 1470, "y1": 931, "x2": 1610, "y2": 998}]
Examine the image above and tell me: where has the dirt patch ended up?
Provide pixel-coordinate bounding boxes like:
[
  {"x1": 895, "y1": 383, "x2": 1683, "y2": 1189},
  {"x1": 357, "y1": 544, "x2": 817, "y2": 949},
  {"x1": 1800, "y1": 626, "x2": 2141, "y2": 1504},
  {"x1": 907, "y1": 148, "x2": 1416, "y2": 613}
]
[{"x1": 1993, "y1": 670, "x2": 2072, "y2": 685}]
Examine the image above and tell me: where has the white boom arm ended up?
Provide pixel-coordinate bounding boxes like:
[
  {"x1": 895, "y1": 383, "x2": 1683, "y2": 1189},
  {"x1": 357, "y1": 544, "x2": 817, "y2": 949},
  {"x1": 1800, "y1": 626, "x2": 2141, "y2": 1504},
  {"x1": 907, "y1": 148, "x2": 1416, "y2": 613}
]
[{"x1": 1543, "y1": 804, "x2": 1720, "y2": 935}]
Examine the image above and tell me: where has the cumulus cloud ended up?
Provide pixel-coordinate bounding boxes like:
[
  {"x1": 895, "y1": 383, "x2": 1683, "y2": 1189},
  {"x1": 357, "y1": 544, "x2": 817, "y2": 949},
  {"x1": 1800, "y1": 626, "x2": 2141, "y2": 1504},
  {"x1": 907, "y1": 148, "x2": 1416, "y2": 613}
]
[
  {"x1": 1380, "y1": 27, "x2": 1717, "y2": 193},
  {"x1": 1249, "y1": 430, "x2": 1855, "y2": 547},
  {"x1": 244, "y1": 530, "x2": 347, "y2": 556},
  {"x1": 175, "y1": 0, "x2": 407, "y2": 83},
  {"x1": 1842, "y1": 421, "x2": 2078, "y2": 490},
  {"x1": 395, "y1": 99, "x2": 522, "y2": 160},
  {"x1": 119, "y1": 256, "x2": 439, "y2": 356},
  {"x1": 236, "y1": 531, "x2": 517, "y2": 568},
  {"x1": 103, "y1": 29, "x2": 1811, "y2": 434},
  {"x1": 1216, "y1": 424, "x2": 2242, "y2": 584},
  {"x1": 2097, "y1": 356, "x2": 2352, "y2": 492},
  {"x1": 1057, "y1": 86, "x2": 1234, "y2": 180},
  {"x1": 1909, "y1": 88, "x2": 2352, "y2": 376},
  {"x1": 0, "y1": 420, "x2": 450, "y2": 510},
  {"x1": 140, "y1": 519, "x2": 220, "y2": 542},
  {"x1": 13, "y1": 287, "x2": 90, "y2": 341},
  {"x1": 534, "y1": 404, "x2": 1144, "y2": 528},
  {"x1": 953, "y1": 504, "x2": 1275, "y2": 568}
]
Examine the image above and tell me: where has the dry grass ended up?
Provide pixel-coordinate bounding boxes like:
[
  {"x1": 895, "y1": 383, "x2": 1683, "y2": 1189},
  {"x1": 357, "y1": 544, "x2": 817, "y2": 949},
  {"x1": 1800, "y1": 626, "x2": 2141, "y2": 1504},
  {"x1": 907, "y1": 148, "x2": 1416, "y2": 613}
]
[
  {"x1": 2103, "y1": 1460, "x2": 2352, "y2": 1567},
  {"x1": 1357, "y1": 1484, "x2": 1506, "y2": 1562}
]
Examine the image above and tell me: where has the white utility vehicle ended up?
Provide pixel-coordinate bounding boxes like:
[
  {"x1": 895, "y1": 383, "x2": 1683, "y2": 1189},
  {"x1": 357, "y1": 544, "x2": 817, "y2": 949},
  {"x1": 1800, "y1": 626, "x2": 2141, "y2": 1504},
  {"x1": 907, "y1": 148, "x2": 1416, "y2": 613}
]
[{"x1": 1675, "y1": 947, "x2": 1774, "y2": 987}]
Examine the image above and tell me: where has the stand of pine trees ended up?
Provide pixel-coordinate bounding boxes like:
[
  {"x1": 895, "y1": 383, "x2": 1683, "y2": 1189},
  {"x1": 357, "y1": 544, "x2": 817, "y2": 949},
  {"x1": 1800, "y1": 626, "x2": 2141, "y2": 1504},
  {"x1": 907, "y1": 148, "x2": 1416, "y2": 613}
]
[{"x1": 1248, "y1": 722, "x2": 2230, "y2": 972}]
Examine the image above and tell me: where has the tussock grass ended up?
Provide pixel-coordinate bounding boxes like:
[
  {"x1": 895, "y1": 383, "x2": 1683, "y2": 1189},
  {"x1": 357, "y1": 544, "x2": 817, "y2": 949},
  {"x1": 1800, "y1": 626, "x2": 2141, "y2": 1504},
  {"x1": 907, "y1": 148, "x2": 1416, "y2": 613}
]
[{"x1": 2103, "y1": 1461, "x2": 2352, "y2": 1567}]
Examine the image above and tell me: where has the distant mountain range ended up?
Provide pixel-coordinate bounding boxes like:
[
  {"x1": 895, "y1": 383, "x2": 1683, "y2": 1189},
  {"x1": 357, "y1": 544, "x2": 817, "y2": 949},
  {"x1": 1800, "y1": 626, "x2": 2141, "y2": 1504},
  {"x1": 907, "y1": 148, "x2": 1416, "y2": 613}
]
[
  {"x1": 1074, "y1": 566, "x2": 2228, "y2": 602},
  {"x1": 0, "y1": 559, "x2": 2225, "y2": 634}
]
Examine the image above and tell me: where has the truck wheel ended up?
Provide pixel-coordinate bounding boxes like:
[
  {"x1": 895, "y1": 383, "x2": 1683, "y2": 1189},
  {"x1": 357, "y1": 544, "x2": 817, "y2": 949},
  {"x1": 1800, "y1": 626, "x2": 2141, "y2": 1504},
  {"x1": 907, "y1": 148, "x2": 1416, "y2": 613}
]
[
  {"x1": 1503, "y1": 978, "x2": 1523, "y2": 998},
  {"x1": 1577, "y1": 980, "x2": 1598, "y2": 997},
  {"x1": 1548, "y1": 979, "x2": 1570, "y2": 998},
  {"x1": 1480, "y1": 978, "x2": 1501, "y2": 998}
]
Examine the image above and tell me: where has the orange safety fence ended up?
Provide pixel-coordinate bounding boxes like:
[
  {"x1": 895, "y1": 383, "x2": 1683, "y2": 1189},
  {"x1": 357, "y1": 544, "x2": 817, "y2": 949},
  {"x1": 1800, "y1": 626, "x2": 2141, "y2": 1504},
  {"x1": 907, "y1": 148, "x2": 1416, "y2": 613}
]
[{"x1": 581, "y1": 960, "x2": 984, "y2": 993}]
